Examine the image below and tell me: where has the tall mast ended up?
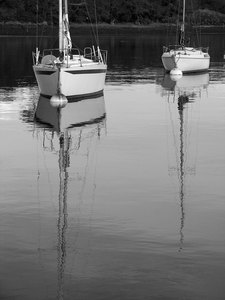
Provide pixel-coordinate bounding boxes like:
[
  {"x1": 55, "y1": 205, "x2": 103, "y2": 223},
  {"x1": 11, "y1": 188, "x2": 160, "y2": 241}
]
[
  {"x1": 59, "y1": 0, "x2": 63, "y2": 53},
  {"x1": 182, "y1": 0, "x2": 186, "y2": 29},
  {"x1": 64, "y1": 0, "x2": 68, "y2": 15},
  {"x1": 179, "y1": 0, "x2": 185, "y2": 46},
  {"x1": 63, "y1": 0, "x2": 72, "y2": 54}
]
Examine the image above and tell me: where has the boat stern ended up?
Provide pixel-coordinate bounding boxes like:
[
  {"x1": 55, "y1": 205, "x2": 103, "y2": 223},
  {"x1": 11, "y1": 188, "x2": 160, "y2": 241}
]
[
  {"x1": 161, "y1": 52, "x2": 176, "y2": 72},
  {"x1": 33, "y1": 65, "x2": 58, "y2": 96}
]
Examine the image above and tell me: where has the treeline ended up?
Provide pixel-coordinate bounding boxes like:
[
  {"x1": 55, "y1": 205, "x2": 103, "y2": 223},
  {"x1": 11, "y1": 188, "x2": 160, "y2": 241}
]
[{"x1": 0, "y1": 0, "x2": 225, "y2": 25}]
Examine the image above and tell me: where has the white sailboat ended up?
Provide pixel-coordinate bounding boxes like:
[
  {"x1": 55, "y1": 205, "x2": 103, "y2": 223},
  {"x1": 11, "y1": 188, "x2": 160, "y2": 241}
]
[
  {"x1": 32, "y1": 0, "x2": 107, "y2": 100},
  {"x1": 161, "y1": 0, "x2": 210, "y2": 73}
]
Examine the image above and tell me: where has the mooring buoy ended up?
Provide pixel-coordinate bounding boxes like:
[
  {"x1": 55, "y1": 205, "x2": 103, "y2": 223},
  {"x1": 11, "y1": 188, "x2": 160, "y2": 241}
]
[
  {"x1": 50, "y1": 93, "x2": 68, "y2": 108},
  {"x1": 170, "y1": 67, "x2": 183, "y2": 76},
  {"x1": 170, "y1": 67, "x2": 183, "y2": 81}
]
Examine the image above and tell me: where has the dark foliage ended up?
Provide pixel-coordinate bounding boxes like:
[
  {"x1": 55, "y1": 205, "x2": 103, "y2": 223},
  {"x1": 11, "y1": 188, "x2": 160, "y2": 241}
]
[{"x1": 0, "y1": 0, "x2": 225, "y2": 25}]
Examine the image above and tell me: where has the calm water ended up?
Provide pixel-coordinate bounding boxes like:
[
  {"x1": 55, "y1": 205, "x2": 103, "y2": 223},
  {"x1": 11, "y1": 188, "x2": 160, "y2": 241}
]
[{"x1": 0, "y1": 31, "x2": 225, "y2": 300}]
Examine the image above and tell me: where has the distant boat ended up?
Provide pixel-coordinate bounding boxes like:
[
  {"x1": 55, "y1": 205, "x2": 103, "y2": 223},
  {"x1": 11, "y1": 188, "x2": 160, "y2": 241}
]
[
  {"x1": 161, "y1": 0, "x2": 210, "y2": 73},
  {"x1": 32, "y1": 0, "x2": 107, "y2": 99}
]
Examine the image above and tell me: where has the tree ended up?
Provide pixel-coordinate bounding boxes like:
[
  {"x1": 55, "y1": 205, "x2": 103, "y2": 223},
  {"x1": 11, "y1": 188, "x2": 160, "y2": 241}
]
[{"x1": 0, "y1": 0, "x2": 225, "y2": 25}]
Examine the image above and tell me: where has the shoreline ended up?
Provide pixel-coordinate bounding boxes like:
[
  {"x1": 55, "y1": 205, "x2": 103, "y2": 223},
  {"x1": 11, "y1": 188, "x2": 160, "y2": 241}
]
[{"x1": 0, "y1": 22, "x2": 225, "y2": 36}]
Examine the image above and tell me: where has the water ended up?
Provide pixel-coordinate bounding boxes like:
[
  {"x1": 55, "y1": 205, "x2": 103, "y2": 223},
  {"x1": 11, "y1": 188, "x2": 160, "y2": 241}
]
[{"x1": 0, "y1": 30, "x2": 225, "y2": 299}]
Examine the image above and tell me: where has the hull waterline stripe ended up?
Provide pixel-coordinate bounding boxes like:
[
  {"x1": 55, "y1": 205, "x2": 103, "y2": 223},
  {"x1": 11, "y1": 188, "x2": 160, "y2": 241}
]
[
  {"x1": 35, "y1": 69, "x2": 106, "y2": 75},
  {"x1": 65, "y1": 69, "x2": 106, "y2": 74},
  {"x1": 40, "y1": 90, "x2": 104, "y2": 102},
  {"x1": 162, "y1": 56, "x2": 210, "y2": 60},
  {"x1": 35, "y1": 70, "x2": 56, "y2": 75},
  {"x1": 165, "y1": 69, "x2": 209, "y2": 74}
]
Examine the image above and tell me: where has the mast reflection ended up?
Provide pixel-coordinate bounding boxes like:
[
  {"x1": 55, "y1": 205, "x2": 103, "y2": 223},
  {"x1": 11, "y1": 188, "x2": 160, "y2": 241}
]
[
  {"x1": 161, "y1": 73, "x2": 209, "y2": 250},
  {"x1": 34, "y1": 94, "x2": 106, "y2": 299}
]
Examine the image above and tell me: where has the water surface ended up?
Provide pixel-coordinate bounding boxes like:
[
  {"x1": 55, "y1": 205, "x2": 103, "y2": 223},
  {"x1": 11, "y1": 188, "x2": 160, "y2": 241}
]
[{"x1": 0, "y1": 31, "x2": 224, "y2": 299}]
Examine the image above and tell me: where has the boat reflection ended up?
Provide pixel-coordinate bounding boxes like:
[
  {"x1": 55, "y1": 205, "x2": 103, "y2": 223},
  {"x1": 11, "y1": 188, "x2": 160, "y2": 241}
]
[
  {"x1": 161, "y1": 73, "x2": 209, "y2": 251},
  {"x1": 35, "y1": 94, "x2": 106, "y2": 132},
  {"x1": 34, "y1": 94, "x2": 106, "y2": 299},
  {"x1": 161, "y1": 72, "x2": 209, "y2": 99}
]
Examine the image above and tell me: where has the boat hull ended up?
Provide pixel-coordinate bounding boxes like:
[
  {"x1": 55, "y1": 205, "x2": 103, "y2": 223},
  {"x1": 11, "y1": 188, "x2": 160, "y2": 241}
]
[
  {"x1": 161, "y1": 48, "x2": 210, "y2": 73},
  {"x1": 33, "y1": 63, "x2": 107, "y2": 98}
]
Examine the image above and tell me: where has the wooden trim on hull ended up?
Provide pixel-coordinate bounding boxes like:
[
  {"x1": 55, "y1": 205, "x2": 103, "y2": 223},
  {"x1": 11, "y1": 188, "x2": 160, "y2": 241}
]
[{"x1": 40, "y1": 90, "x2": 104, "y2": 102}]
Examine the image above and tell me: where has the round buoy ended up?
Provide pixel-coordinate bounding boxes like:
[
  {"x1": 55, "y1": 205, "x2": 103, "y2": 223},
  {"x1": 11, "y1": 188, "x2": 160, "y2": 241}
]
[
  {"x1": 170, "y1": 73, "x2": 183, "y2": 82},
  {"x1": 50, "y1": 93, "x2": 68, "y2": 108},
  {"x1": 170, "y1": 68, "x2": 183, "y2": 81},
  {"x1": 170, "y1": 67, "x2": 183, "y2": 76}
]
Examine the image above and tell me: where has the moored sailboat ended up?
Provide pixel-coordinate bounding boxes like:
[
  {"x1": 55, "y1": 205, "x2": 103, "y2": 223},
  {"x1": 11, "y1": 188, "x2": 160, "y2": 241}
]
[
  {"x1": 32, "y1": 0, "x2": 107, "y2": 100},
  {"x1": 161, "y1": 0, "x2": 210, "y2": 73}
]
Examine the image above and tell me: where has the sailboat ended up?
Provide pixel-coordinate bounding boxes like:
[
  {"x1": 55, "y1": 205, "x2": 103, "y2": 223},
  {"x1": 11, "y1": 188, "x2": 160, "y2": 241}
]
[
  {"x1": 161, "y1": 0, "x2": 210, "y2": 73},
  {"x1": 32, "y1": 0, "x2": 107, "y2": 100}
]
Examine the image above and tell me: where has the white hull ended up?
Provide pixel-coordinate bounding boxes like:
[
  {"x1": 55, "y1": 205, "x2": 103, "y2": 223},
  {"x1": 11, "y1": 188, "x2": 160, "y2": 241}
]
[
  {"x1": 161, "y1": 47, "x2": 210, "y2": 73},
  {"x1": 33, "y1": 60, "x2": 107, "y2": 98}
]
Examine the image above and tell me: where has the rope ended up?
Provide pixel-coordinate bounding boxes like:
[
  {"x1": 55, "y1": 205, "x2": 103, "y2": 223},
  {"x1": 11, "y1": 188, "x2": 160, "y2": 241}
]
[
  {"x1": 192, "y1": 0, "x2": 201, "y2": 47},
  {"x1": 36, "y1": 0, "x2": 39, "y2": 48},
  {"x1": 176, "y1": 0, "x2": 181, "y2": 45},
  {"x1": 93, "y1": 0, "x2": 99, "y2": 46},
  {"x1": 38, "y1": 1, "x2": 49, "y2": 50},
  {"x1": 84, "y1": 0, "x2": 99, "y2": 46}
]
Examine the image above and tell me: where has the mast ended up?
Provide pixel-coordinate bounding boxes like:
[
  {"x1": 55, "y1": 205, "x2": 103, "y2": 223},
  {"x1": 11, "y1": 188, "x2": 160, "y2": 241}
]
[
  {"x1": 179, "y1": 0, "x2": 185, "y2": 46},
  {"x1": 63, "y1": 0, "x2": 72, "y2": 54},
  {"x1": 182, "y1": 0, "x2": 186, "y2": 30},
  {"x1": 64, "y1": 0, "x2": 68, "y2": 15},
  {"x1": 59, "y1": 0, "x2": 63, "y2": 54}
]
